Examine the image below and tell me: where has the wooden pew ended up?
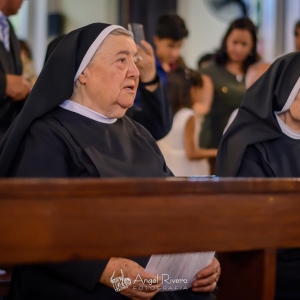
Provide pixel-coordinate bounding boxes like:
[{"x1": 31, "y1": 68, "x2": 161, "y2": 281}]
[{"x1": 1, "y1": 178, "x2": 300, "y2": 300}]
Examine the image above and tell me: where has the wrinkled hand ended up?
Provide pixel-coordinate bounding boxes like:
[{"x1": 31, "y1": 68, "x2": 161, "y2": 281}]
[
  {"x1": 6, "y1": 74, "x2": 31, "y2": 101},
  {"x1": 100, "y1": 257, "x2": 162, "y2": 300},
  {"x1": 136, "y1": 40, "x2": 156, "y2": 83},
  {"x1": 192, "y1": 257, "x2": 220, "y2": 292}
]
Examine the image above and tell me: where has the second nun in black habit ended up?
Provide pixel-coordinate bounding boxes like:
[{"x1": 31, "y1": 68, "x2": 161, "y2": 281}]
[
  {"x1": 216, "y1": 52, "x2": 300, "y2": 300},
  {"x1": 0, "y1": 23, "x2": 220, "y2": 300}
]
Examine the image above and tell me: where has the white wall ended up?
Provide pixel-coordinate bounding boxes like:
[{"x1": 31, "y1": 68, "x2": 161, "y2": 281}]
[
  {"x1": 9, "y1": 0, "x2": 29, "y2": 40},
  {"x1": 27, "y1": 0, "x2": 48, "y2": 73},
  {"x1": 284, "y1": 0, "x2": 300, "y2": 54},
  {"x1": 9, "y1": 0, "x2": 48, "y2": 74},
  {"x1": 177, "y1": 0, "x2": 227, "y2": 69},
  {"x1": 259, "y1": 0, "x2": 300, "y2": 62},
  {"x1": 260, "y1": 0, "x2": 278, "y2": 62},
  {"x1": 57, "y1": 0, "x2": 118, "y2": 34}
]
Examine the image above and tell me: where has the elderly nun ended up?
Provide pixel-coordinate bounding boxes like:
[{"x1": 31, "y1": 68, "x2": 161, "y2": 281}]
[{"x1": 1, "y1": 23, "x2": 220, "y2": 300}]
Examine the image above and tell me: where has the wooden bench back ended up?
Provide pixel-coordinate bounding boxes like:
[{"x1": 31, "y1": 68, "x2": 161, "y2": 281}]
[{"x1": 1, "y1": 178, "x2": 300, "y2": 300}]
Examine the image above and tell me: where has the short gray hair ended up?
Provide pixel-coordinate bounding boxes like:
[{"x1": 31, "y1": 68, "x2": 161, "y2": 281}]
[{"x1": 109, "y1": 28, "x2": 133, "y2": 39}]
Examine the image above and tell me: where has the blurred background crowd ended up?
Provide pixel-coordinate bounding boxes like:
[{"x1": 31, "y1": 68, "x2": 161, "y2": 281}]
[{"x1": 1, "y1": 0, "x2": 300, "y2": 176}]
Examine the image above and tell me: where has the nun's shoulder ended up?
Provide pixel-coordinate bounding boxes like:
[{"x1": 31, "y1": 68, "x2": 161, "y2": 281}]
[
  {"x1": 28, "y1": 112, "x2": 59, "y2": 131},
  {"x1": 24, "y1": 112, "x2": 71, "y2": 147},
  {"x1": 9, "y1": 113, "x2": 75, "y2": 178}
]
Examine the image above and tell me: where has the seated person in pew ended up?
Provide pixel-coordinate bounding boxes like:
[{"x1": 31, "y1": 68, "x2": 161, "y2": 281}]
[
  {"x1": 216, "y1": 52, "x2": 300, "y2": 300},
  {"x1": 0, "y1": 23, "x2": 220, "y2": 300}
]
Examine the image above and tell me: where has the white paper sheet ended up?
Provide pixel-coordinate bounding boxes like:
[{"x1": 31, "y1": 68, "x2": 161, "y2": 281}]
[{"x1": 145, "y1": 252, "x2": 215, "y2": 292}]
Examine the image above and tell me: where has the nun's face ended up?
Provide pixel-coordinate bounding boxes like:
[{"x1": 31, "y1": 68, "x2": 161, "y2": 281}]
[{"x1": 78, "y1": 34, "x2": 139, "y2": 118}]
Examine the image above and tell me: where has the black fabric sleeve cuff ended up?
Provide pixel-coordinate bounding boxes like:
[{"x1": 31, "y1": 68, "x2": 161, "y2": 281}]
[
  {"x1": 41, "y1": 260, "x2": 109, "y2": 292},
  {"x1": 139, "y1": 73, "x2": 159, "y2": 86},
  {"x1": 0, "y1": 72, "x2": 7, "y2": 99}
]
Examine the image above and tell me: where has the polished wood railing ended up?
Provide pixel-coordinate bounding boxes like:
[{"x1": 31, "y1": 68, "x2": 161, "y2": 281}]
[{"x1": 1, "y1": 178, "x2": 300, "y2": 299}]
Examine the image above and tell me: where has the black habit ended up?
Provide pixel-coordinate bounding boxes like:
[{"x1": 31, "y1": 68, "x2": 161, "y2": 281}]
[{"x1": 216, "y1": 52, "x2": 300, "y2": 300}]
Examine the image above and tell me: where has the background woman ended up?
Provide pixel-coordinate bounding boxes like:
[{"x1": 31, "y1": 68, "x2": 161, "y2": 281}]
[{"x1": 200, "y1": 17, "x2": 259, "y2": 149}]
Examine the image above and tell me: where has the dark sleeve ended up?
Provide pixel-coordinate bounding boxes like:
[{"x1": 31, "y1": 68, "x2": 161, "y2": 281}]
[
  {"x1": 237, "y1": 145, "x2": 274, "y2": 177},
  {"x1": 126, "y1": 84, "x2": 173, "y2": 140},
  {"x1": 131, "y1": 118, "x2": 174, "y2": 177},
  {"x1": 9, "y1": 120, "x2": 70, "y2": 177},
  {"x1": 40, "y1": 261, "x2": 109, "y2": 292},
  {"x1": 0, "y1": 70, "x2": 6, "y2": 99}
]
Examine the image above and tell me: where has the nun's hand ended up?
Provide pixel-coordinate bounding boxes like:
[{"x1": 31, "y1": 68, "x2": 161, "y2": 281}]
[
  {"x1": 191, "y1": 257, "x2": 220, "y2": 292},
  {"x1": 100, "y1": 257, "x2": 162, "y2": 299},
  {"x1": 136, "y1": 41, "x2": 158, "y2": 91},
  {"x1": 6, "y1": 74, "x2": 32, "y2": 101}
]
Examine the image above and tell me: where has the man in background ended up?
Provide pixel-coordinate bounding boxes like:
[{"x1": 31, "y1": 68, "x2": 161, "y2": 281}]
[
  {"x1": 153, "y1": 14, "x2": 189, "y2": 86},
  {"x1": 0, "y1": 0, "x2": 31, "y2": 141},
  {"x1": 131, "y1": 13, "x2": 188, "y2": 135}
]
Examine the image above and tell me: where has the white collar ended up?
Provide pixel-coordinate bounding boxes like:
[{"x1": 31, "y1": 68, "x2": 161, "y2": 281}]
[
  {"x1": 275, "y1": 114, "x2": 300, "y2": 140},
  {"x1": 59, "y1": 100, "x2": 117, "y2": 124}
]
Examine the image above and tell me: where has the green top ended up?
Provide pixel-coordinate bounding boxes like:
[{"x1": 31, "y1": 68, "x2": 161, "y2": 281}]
[{"x1": 200, "y1": 62, "x2": 246, "y2": 148}]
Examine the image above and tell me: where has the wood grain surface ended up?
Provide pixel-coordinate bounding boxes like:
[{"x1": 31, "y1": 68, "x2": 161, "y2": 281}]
[{"x1": 1, "y1": 177, "x2": 300, "y2": 299}]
